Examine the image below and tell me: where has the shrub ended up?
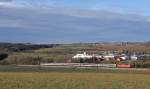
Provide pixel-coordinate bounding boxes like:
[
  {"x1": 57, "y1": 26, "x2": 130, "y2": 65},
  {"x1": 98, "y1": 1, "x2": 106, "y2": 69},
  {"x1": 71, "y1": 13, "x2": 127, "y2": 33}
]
[{"x1": 0, "y1": 53, "x2": 8, "y2": 61}]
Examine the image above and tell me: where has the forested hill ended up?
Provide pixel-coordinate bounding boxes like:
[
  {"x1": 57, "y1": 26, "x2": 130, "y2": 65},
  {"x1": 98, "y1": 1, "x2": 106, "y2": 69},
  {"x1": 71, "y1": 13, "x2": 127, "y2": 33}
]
[{"x1": 0, "y1": 43, "x2": 59, "y2": 52}]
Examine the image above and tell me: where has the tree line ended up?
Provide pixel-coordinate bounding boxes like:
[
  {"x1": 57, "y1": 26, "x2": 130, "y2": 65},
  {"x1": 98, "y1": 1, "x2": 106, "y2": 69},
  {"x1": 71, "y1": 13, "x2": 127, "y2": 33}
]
[{"x1": 0, "y1": 43, "x2": 59, "y2": 52}]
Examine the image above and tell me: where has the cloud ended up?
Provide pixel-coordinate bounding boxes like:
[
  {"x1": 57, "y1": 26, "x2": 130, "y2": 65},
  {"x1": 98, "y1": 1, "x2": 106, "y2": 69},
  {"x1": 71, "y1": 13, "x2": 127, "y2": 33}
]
[
  {"x1": 0, "y1": 19, "x2": 28, "y2": 28},
  {"x1": 0, "y1": 5, "x2": 150, "y2": 43},
  {"x1": 0, "y1": 0, "x2": 12, "y2": 2}
]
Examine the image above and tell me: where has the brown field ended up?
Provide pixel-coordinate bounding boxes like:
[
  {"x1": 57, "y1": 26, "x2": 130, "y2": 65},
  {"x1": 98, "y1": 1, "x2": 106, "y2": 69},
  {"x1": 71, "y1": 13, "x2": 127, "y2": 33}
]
[{"x1": 0, "y1": 72, "x2": 150, "y2": 89}]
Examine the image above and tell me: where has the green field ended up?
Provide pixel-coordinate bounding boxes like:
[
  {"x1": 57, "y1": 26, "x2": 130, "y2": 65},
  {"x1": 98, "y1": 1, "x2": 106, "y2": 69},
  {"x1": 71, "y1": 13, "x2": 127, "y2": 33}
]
[
  {"x1": 0, "y1": 66, "x2": 150, "y2": 89},
  {"x1": 0, "y1": 72, "x2": 150, "y2": 89}
]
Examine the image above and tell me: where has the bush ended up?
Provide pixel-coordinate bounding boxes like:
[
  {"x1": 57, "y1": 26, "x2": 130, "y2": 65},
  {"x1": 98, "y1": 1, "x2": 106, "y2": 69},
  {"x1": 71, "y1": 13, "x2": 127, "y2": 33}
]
[
  {"x1": 131, "y1": 61, "x2": 150, "y2": 68},
  {"x1": 142, "y1": 63, "x2": 150, "y2": 68},
  {"x1": 0, "y1": 53, "x2": 8, "y2": 61}
]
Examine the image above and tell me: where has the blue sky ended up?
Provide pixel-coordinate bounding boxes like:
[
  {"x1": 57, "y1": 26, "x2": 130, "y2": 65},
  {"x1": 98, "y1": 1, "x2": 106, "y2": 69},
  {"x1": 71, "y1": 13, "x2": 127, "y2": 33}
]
[
  {"x1": 8, "y1": 0, "x2": 150, "y2": 15},
  {"x1": 0, "y1": 0, "x2": 150, "y2": 43}
]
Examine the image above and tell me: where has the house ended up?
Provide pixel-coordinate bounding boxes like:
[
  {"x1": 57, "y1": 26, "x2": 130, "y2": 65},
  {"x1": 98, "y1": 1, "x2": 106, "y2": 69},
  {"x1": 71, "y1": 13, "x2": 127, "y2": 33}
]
[
  {"x1": 72, "y1": 52, "x2": 92, "y2": 59},
  {"x1": 103, "y1": 54, "x2": 115, "y2": 61},
  {"x1": 130, "y1": 55, "x2": 138, "y2": 61}
]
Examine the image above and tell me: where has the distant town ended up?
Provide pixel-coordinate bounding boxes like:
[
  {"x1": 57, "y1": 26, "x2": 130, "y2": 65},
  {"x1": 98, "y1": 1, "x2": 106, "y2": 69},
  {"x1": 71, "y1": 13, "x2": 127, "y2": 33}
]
[
  {"x1": 1, "y1": 42, "x2": 150, "y2": 68},
  {"x1": 72, "y1": 51, "x2": 150, "y2": 61}
]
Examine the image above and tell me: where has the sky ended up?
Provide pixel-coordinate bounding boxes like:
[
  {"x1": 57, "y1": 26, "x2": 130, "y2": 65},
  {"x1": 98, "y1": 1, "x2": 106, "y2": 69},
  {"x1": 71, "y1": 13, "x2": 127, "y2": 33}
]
[{"x1": 0, "y1": 0, "x2": 150, "y2": 43}]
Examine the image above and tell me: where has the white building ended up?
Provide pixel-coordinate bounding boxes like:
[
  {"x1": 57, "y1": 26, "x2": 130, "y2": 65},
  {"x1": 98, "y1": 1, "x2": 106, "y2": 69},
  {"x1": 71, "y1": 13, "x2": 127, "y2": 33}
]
[
  {"x1": 103, "y1": 54, "x2": 115, "y2": 59},
  {"x1": 120, "y1": 54, "x2": 129, "y2": 60},
  {"x1": 130, "y1": 55, "x2": 138, "y2": 61},
  {"x1": 72, "y1": 52, "x2": 92, "y2": 59}
]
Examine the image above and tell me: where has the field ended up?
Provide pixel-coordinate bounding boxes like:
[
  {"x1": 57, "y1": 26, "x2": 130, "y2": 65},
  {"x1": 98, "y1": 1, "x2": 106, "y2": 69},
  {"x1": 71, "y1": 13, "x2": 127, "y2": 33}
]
[
  {"x1": 0, "y1": 43, "x2": 150, "y2": 89},
  {"x1": 0, "y1": 66, "x2": 150, "y2": 89},
  {"x1": 0, "y1": 72, "x2": 150, "y2": 89}
]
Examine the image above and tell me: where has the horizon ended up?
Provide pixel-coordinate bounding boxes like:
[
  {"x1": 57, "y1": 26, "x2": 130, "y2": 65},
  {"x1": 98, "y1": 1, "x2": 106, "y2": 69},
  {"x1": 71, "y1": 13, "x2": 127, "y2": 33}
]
[
  {"x1": 0, "y1": 0, "x2": 150, "y2": 43},
  {"x1": 0, "y1": 41, "x2": 150, "y2": 45}
]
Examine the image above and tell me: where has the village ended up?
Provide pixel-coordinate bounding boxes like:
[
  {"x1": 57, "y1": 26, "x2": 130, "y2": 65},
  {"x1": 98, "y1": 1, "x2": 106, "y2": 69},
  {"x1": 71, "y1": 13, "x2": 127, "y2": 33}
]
[
  {"x1": 41, "y1": 50, "x2": 150, "y2": 68},
  {"x1": 72, "y1": 51, "x2": 150, "y2": 61}
]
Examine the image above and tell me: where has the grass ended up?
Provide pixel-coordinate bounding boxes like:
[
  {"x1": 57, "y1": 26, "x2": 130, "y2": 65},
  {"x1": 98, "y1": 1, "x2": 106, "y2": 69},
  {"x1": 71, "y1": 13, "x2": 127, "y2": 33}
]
[
  {"x1": 0, "y1": 66, "x2": 150, "y2": 89},
  {"x1": 0, "y1": 65, "x2": 150, "y2": 74},
  {"x1": 0, "y1": 72, "x2": 150, "y2": 89}
]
